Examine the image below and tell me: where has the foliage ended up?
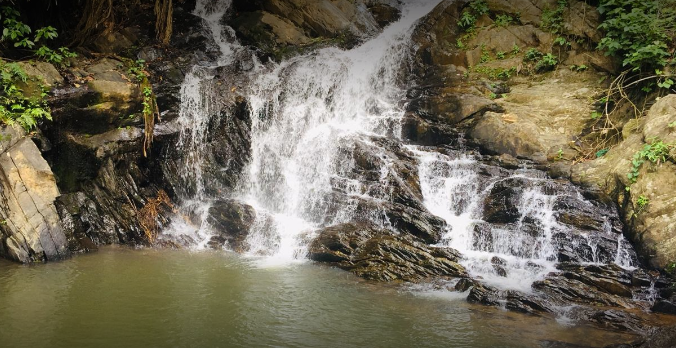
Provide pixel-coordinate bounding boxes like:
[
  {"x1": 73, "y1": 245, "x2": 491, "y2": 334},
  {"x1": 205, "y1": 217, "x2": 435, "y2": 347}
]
[
  {"x1": 473, "y1": 66, "x2": 516, "y2": 80},
  {"x1": 626, "y1": 138, "x2": 674, "y2": 189},
  {"x1": 494, "y1": 14, "x2": 513, "y2": 27},
  {"x1": 480, "y1": 45, "x2": 490, "y2": 63},
  {"x1": 35, "y1": 46, "x2": 77, "y2": 65},
  {"x1": 128, "y1": 59, "x2": 148, "y2": 83},
  {"x1": 553, "y1": 36, "x2": 570, "y2": 47},
  {"x1": 541, "y1": 0, "x2": 567, "y2": 34},
  {"x1": 667, "y1": 262, "x2": 676, "y2": 274},
  {"x1": 595, "y1": 148, "x2": 609, "y2": 158},
  {"x1": 0, "y1": 60, "x2": 51, "y2": 131},
  {"x1": 597, "y1": 0, "x2": 676, "y2": 71},
  {"x1": 636, "y1": 195, "x2": 649, "y2": 209},
  {"x1": 535, "y1": 53, "x2": 558, "y2": 72},
  {"x1": 0, "y1": 6, "x2": 77, "y2": 66},
  {"x1": 459, "y1": 0, "x2": 489, "y2": 32},
  {"x1": 126, "y1": 58, "x2": 159, "y2": 158},
  {"x1": 524, "y1": 48, "x2": 542, "y2": 62},
  {"x1": 570, "y1": 64, "x2": 588, "y2": 72}
]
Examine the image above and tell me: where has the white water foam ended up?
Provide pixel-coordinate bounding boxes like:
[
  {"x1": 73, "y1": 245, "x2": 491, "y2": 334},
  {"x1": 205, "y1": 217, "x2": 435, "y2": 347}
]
[
  {"x1": 238, "y1": 0, "x2": 443, "y2": 265},
  {"x1": 162, "y1": 0, "x2": 246, "y2": 248},
  {"x1": 412, "y1": 148, "x2": 561, "y2": 292}
]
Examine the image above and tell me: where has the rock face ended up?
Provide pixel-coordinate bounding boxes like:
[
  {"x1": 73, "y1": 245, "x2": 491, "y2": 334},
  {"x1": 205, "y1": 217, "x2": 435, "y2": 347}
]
[
  {"x1": 572, "y1": 95, "x2": 676, "y2": 270},
  {"x1": 42, "y1": 56, "x2": 173, "y2": 249},
  {"x1": 404, "y1": 0, "x2": 676, "y2": 277},
  {"x1": 0, "y1": 126, "x2": 69, "y2": 262},
  {"x1": 230, "y1": 0, "x2": 396, "y2": 59},
  {"x1": 308, "y1": 223, "x2": 467, "y2": 282}
]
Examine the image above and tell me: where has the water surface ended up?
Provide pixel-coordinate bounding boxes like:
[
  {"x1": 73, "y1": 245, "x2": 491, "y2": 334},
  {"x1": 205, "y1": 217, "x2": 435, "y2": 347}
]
[{"x1": 0, "y1": 247, "x2": 640, "y2": 348}]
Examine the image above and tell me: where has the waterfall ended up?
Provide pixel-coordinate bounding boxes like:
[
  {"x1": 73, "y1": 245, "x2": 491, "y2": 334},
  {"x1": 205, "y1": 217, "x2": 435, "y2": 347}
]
[
  {"x1": 413, "y1": 148, "x2": 637, "y2": 291},
  {"x1": 162, "y1": 0, "x2": 250, "y2": 247},
  {"x1": 165, "y1": 0, "x2": 639, "y2": 295},
  {"x1": 237, "y1": 0, "x2": 443, "y2": 264}
]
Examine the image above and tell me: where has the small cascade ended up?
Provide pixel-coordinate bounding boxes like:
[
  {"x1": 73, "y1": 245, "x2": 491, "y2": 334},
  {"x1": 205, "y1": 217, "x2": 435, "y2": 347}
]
[
  {"x1": 237, "y1": 0, "x2": 443, "y2": 263},
  {"x1": 162, "y1": 0, "x2": 249, "y2": 247},
  {"x1": 412, "y1": 148, "x2": 637, "y2": 292}
]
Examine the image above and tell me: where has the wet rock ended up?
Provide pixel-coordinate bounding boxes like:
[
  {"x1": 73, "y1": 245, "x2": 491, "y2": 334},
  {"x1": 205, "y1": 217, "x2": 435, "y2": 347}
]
[
  {"x1": 533, "y1": 264, "x2": 636, "y2": 308},
  {"x1": 589, "y1": 310, "x2": 644, "y2": 333},
  {"x1": 309, "y1": 223, "x2": 467, "y2": 282},
  {"x1": 554, "y1": 194, "x2": 622, "y2": 233},
  {"x1": 491, "y1": 256, "x2": 508, "y2": 277},
  {"x1": 230, "y1": 0, "x2": 381, "y2": 60},
  {"x1": 651, "y1": 300, "x2": 676, "y2": 315},
  {"x1": 455, "y1": 278, "x2": 474, "y2": 292},
  {"x1": 636, "y1": 325, "x2": 676, "y2": 348},
  {"x1": 466, "y1": 283, "x2": 501, "y2": 306},
  {"x1": 366, "y1": 1, "x2": 401, "y2": 27},
  {"x1": 504, "y1": 290, "x2": 552, "y2": 314},
  {"x1": 206, "y1": 200, "x2": 256, "y2": 251},
  {"x1": 482, "y1": 177, "x2": 529, "y2": 223}
]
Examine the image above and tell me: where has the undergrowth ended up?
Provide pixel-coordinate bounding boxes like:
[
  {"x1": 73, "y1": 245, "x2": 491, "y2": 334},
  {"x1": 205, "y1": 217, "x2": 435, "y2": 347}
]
[
  {"x1": 1, "y1": 6, "x2": 76, "y2": 66},
  {"x1": 0, "y1": 60, "x2": 51, "y2": 131}
]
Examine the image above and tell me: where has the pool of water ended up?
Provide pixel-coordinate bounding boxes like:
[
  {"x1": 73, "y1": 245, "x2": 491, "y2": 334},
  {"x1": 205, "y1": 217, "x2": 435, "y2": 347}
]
[{"x1": 0, "y1": 247, "x2": 639, "y2": 348}]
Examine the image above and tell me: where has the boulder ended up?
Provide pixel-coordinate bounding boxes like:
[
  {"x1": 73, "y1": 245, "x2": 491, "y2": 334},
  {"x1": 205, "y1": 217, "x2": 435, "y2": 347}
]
[
  {"x1": 485, "y1": 0, "x2": 557, "y2": 26},
  {"x1": 470, "y1": 111, "x2": 547, "y2": 160},
  {"x1": 308, "y1": 223, "x2": 467, "y2": 282},
  {"x1": 482, "y1": 177, "x2": 529, "y2": 223},
  {"x1": 0, "y1": 127, "x2": 69, "y2": 263},
  {"x1": 206, "y1": 200, "x2": 256, "y2": 251},
  {"x1": 571, "y1": 95, "x2": 676, "y2": 270},
  {"x1": 533, "y1": 264, "x2": 639, "y2": 308},
  {"x1": 17, "y1": 61, "x2": 64, "y2": 88},
  {"x1": 231, "y1": 0, "x2": 383, "y2": 59}
]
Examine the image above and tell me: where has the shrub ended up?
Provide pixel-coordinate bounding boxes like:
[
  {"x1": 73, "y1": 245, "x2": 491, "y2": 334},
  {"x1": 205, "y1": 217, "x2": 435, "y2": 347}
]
[
  {"x1": 0, "y1": 60, "x2": 52, "y2": 131},
  {"x1": 494, "y1": 14, "x2": 513, "y2": 27},
  {"x1": 627, "y1": 138, "x2": 674, "y2": 189},
  {"x1": 459, "y1": 0, "x2": 489, "y2": 32},
  {"x1": 597, "y1": 0, "x2": 676, "y2": 71},
  {"x1": 541, "y1": 0, "x2": 567, "y2": 34},
  {"x1": 0, "y1": 6, "x2": 77, "y2": 66}
]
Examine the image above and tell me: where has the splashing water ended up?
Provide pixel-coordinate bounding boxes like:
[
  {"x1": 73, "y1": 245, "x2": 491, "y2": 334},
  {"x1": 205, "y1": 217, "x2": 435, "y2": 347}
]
[
  {"x1": 163, "y1": 0, "x2": 248, "y2": 248},
  {"x1": 412, "y1": 147, "x2": 638, "y2": 292},
  {"x1": 166, "y1": 0, "x2": 639, "y2": 295},
  {"x1": 237, "y1": 0, "x2": 443, "y2": 264},
  {"x1": 412, "y1": 149, "x2": 558, "y2": 291}
]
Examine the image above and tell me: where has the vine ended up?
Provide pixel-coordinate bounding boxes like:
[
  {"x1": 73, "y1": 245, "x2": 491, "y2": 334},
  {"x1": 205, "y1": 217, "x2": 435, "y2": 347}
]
[{"x1": 127, "y1": 59, "x2": 160, "y2": 157}]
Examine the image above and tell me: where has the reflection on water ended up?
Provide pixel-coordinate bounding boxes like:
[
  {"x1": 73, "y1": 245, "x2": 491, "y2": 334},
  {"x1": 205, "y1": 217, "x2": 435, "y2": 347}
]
[{"x1": 0, "y1": 247, "x2": 638, "y2": 348}]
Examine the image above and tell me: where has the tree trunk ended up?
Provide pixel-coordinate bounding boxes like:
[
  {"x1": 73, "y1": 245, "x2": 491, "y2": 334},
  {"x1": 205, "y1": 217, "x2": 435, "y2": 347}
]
[{"x1": 154, "y1": 0, "x2": 173, "y2": 45}]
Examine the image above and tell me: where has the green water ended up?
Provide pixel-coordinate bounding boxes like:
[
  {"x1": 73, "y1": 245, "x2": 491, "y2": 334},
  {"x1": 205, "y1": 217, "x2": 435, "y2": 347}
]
[{"x1": 0, "y1": 247, "x2": 638, "y2": 348}]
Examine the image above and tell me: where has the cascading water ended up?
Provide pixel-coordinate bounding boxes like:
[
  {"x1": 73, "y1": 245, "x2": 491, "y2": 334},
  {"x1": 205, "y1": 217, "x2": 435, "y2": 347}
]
[
  {"x1": 162, "y1": 0, "x2": 252, "y2": 247},
  {"x1": 166, "y1": 0, "x2": 639, "y2": 297},
  {"x1": 412, "y1": 147, "x2": 637, "y2": 291},
  {"x1": 237, "y1": 0, "x2": 443, "y2": 263}
]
